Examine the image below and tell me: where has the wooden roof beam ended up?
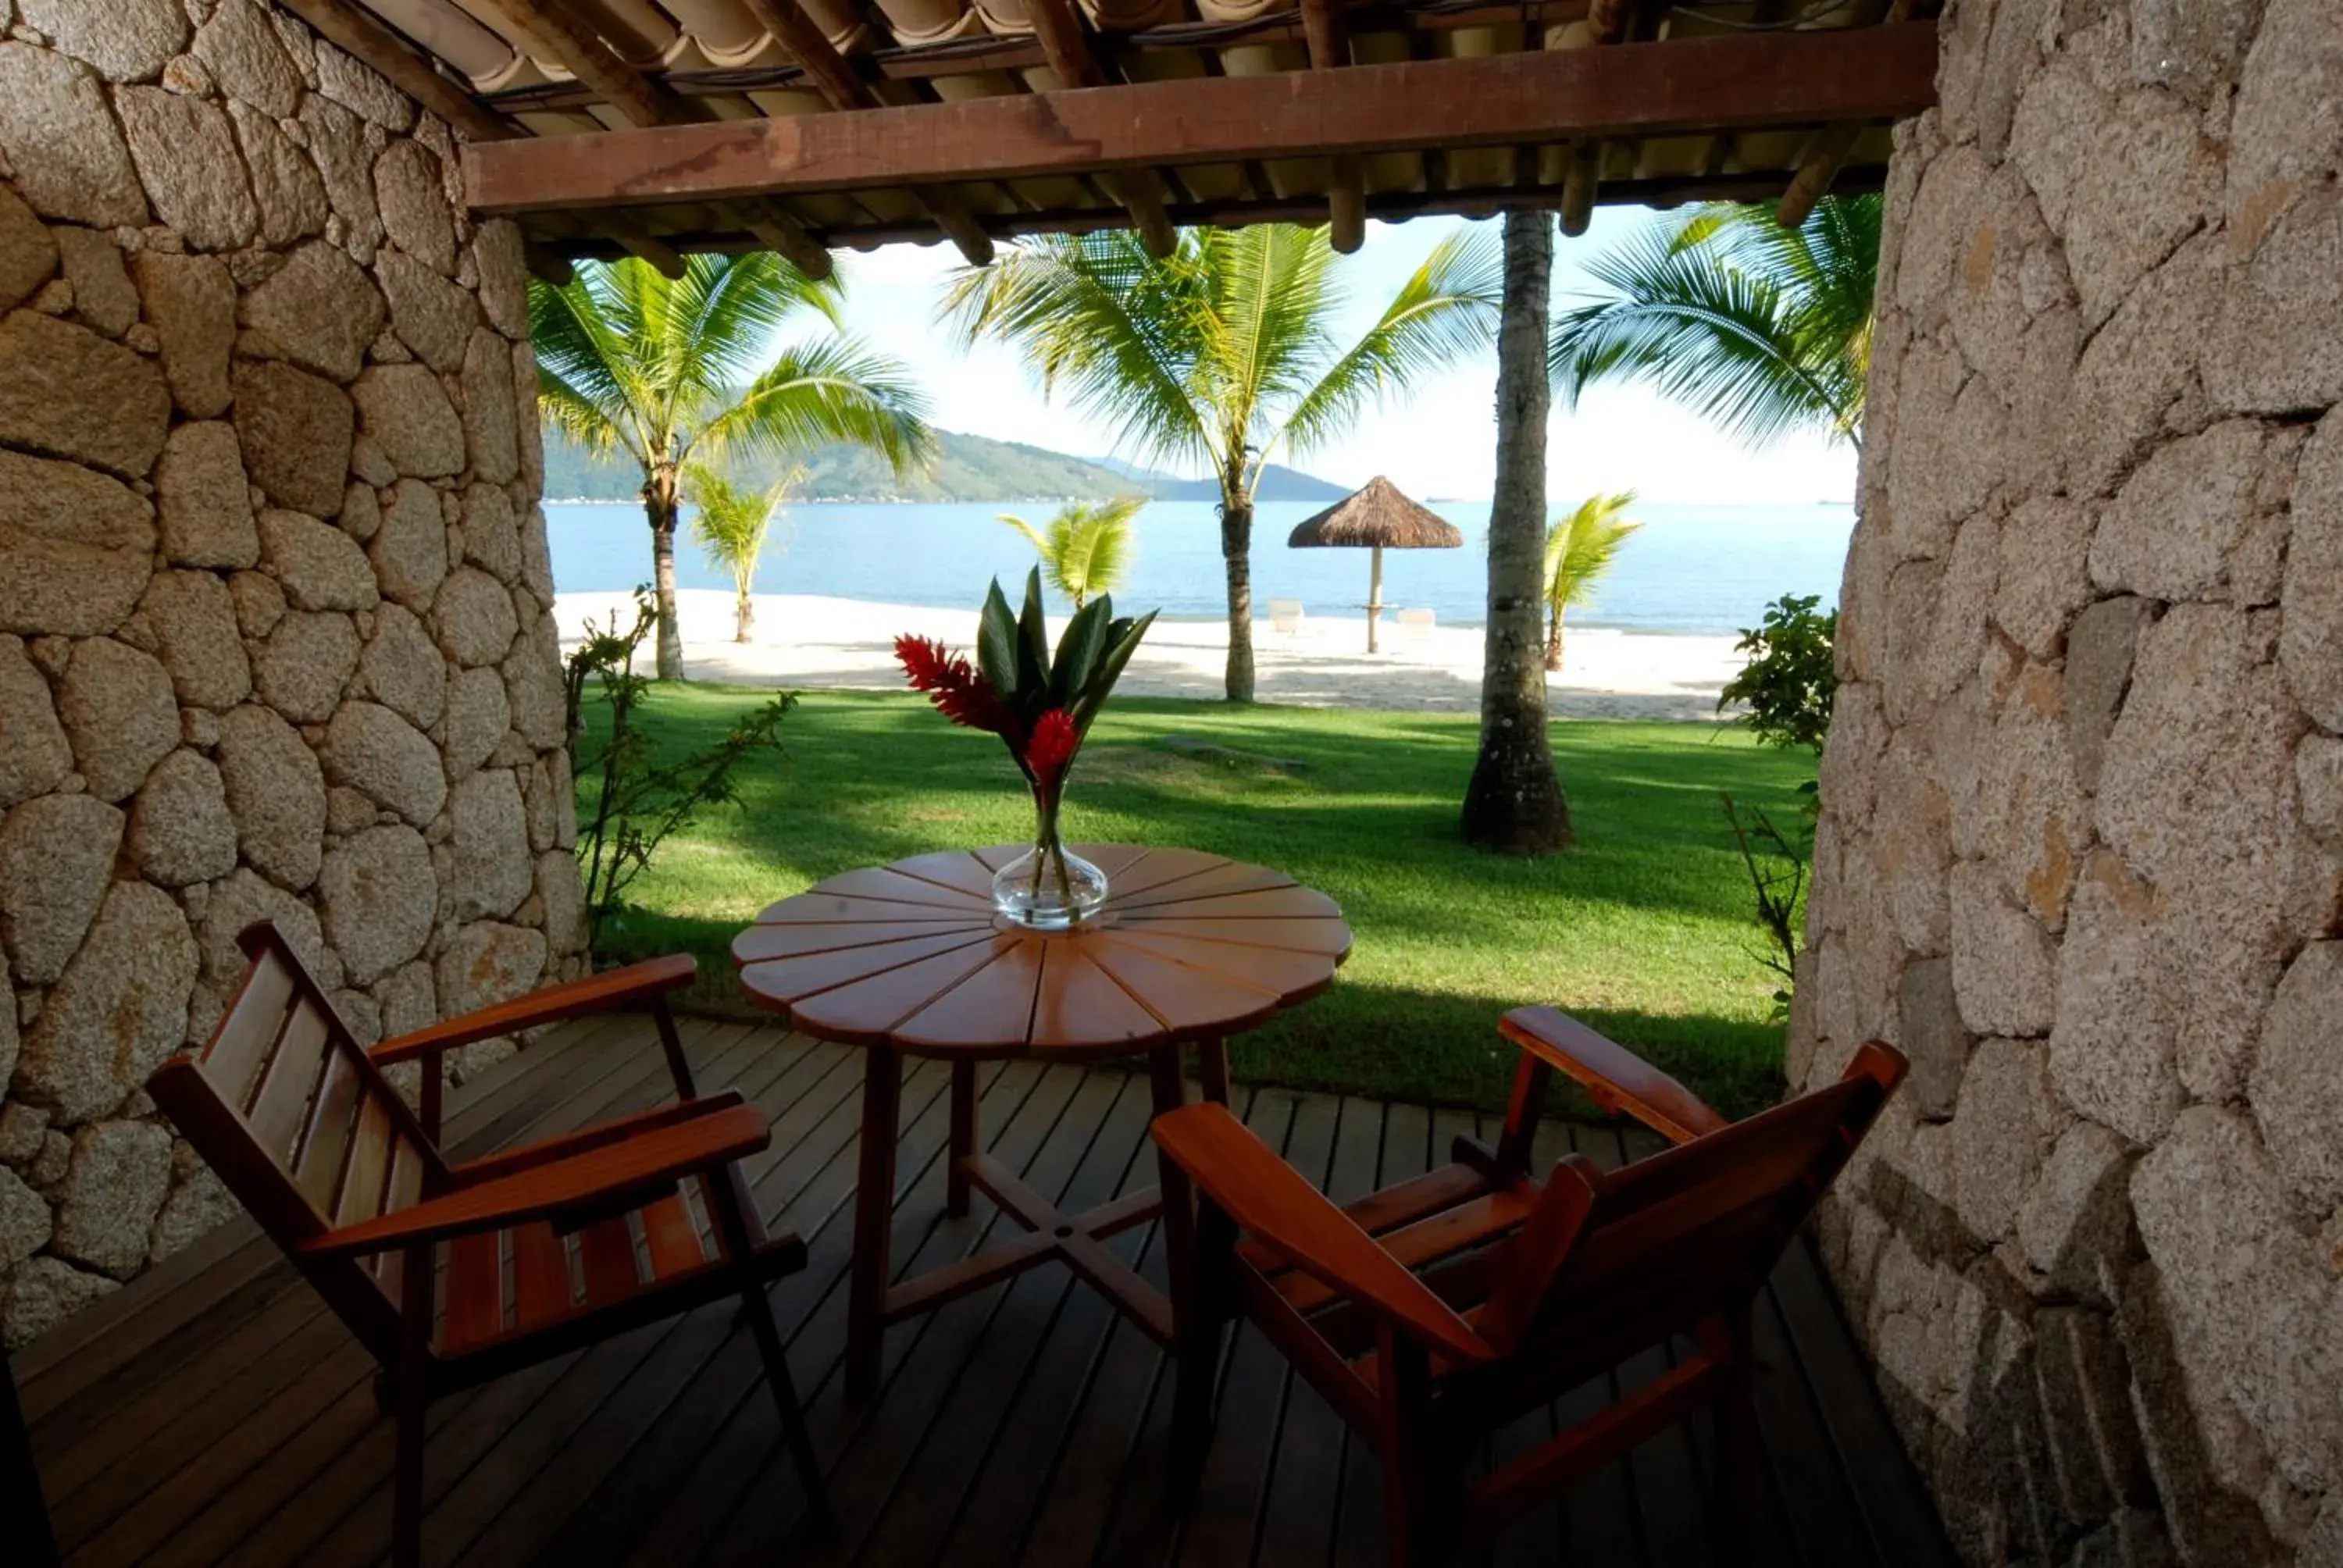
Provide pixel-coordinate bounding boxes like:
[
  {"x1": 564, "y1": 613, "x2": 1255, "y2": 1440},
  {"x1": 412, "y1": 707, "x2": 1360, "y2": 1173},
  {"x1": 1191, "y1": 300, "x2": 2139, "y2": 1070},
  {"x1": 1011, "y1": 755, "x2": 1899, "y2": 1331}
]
[
  {"x1": 1776, "y1": 0, "x2": 1906, "y2": 226},
  {"x1": 1025, "y1": 0, "x2": 1178, "y2": 257},
  {"x1": 275, "y1": 0, "x2": 519, "y2": 142},
  {"x1": 464, "y1": 25, "x2": 1941, "y2": 216},
  {"x1": 1553, "y1": 0, "x2": 1642, "y2": 238},
  {"x1": 737, "y1": 0, "x2": 995, "y2": 266},
  {"x1": 496, "y1": 0, "x2": 832, "y2": 277},
  {"x1": 1297, "y1": 0, "x2": 1366, "y2": 254}
]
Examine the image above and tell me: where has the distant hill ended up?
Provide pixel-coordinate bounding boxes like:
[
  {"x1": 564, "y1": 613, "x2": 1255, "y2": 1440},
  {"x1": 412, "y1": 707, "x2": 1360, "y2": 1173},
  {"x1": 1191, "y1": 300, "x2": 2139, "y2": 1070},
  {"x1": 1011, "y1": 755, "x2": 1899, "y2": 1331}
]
[
  {"x1": 540, "y1": 426, "x2": 1350, "y2": 504},
  {"x1": 1089, "y1": 455, "x2": 1351, "y2": 503}
]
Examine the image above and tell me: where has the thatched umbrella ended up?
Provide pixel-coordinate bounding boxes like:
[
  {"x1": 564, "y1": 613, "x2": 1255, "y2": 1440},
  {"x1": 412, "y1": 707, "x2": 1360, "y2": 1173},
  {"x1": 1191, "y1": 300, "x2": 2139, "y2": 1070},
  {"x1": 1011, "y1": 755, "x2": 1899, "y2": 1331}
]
[{"x1": 1286, "y1": 476, "x2": 1464, "y2": 652}]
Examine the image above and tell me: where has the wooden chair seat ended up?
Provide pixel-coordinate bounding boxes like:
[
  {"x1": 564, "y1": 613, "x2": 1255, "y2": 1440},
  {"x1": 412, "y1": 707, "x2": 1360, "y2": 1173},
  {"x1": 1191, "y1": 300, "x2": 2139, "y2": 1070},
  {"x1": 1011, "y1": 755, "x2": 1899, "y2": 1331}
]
[
  {"x1": 1155, "y1": 1006, "x2": 1907, "y2": 1568},
  {"x1": 147, "y1": 922, "x2": 828, "y2": 1568}
]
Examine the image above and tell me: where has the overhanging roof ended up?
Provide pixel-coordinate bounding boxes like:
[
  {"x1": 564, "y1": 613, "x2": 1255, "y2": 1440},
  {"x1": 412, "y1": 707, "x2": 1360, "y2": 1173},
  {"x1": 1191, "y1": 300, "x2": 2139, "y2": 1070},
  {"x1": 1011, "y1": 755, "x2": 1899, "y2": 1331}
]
[{"x1": 284, "y1": 0, "x2": 1938, "y2": 278}]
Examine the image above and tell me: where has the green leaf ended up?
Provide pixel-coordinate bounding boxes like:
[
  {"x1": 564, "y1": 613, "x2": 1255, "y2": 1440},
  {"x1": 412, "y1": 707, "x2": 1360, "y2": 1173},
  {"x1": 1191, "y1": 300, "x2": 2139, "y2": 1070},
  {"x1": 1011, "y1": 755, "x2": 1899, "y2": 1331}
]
[
  {"x1": 1071, "y1": 609, "x2": 1157, "y2": 733},
  {"x1": 1015, "y1": 567, "x2": 1050, "y2": 704},
  {"x1": 1051, "y1": 595, "x2": 1111, "y2": 707},
  {"x1": 976, "y1": 579, "x2": 1019, "y2": 698}
]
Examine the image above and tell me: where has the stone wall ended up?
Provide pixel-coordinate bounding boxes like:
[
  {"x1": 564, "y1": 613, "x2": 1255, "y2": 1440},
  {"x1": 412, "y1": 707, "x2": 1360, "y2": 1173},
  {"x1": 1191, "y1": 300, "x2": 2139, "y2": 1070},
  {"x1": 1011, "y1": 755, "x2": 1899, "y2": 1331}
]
[
  {"x1": 0, "y1": 0, "x2": 585, "y2": 1345},
  {"x1": 1796, "y1": 0, "x2": 2343, "y2": 1562}
]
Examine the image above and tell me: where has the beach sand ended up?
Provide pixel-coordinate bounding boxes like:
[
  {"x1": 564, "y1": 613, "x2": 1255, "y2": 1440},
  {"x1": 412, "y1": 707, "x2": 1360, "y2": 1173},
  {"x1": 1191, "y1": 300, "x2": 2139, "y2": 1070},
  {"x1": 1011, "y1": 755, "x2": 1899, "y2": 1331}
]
[{"x1": 555, "y1": 589, "x2": 1746, "y2": 720}]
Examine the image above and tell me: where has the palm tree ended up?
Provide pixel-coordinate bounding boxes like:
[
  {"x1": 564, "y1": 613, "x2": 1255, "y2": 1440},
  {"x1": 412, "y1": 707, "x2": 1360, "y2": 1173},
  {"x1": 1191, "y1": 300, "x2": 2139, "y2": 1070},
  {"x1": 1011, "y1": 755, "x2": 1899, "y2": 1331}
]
[
  {"x1": 532, "y1": 253, "x2": 933, "y2": 679},
  {"x1": 1461, "y1": 211, "x2": 1571, "y2": 855},
  {"x1": 686, "y1": 461, "x2": 798, "y2": 643},
  {"x1": 1548, "y1": 194, "x2": 1879, "y2": 449},
  {"x1": 998, "y1": 497, "x2": 1141, "y2": 608},
  {"x1": 941, "y1": 225, "x2": 1501, "y2": 702},
  {"x1": 1542, "y1": 491, "x2": 1642, "y2": 672}
]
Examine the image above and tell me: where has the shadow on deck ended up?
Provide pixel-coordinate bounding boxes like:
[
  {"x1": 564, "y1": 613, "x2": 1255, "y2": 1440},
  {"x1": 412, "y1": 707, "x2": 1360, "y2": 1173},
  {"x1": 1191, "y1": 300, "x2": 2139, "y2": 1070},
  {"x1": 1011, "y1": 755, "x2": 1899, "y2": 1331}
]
[{"x1": 17, "y1": 1014, "x2": 1952, "y2": 1566}]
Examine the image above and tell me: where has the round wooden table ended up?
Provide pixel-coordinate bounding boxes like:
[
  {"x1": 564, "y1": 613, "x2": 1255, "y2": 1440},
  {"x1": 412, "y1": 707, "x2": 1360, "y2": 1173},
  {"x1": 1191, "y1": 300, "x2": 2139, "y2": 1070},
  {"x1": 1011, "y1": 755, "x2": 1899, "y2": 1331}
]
[{"x1": 732, "y1": 844, "x2": 1351, "y2": 1397}]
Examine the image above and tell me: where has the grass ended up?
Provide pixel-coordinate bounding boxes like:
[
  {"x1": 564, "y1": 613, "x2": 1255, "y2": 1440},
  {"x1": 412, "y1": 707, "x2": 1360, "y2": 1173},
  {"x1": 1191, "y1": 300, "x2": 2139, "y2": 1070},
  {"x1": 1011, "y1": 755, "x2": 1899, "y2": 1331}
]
[{"x1": 586, "y1": 687, "x2": 1816, "y2": 1121}]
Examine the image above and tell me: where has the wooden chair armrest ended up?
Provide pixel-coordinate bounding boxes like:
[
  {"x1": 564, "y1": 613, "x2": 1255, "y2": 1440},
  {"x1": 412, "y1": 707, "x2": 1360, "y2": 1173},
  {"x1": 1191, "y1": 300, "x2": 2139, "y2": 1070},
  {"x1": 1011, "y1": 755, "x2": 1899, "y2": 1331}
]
[
  {"x1": 369, "y1": 954, "x2": 698, "y2": 1067},
  {"x1": 1153, "y1": 1103, "x2": 1499, "y2": 1367},
  {"x1": 445, "y1": 1092, "x2": 747, "y2": 1187},
  {"x1": 1498, "y1": 1006, "x2": 1731, "y2": 1146},
  {"x1": 298, "y1": 1102, "x2": 769, "y2": 1260}
]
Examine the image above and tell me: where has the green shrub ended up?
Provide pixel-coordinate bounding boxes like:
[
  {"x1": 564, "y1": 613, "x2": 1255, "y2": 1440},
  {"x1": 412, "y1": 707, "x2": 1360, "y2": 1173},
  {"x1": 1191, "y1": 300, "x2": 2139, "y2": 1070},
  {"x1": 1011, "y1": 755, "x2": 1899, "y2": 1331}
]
[{"x1": 1717, "y1": 593, "x2": 1837, "y2": 754}]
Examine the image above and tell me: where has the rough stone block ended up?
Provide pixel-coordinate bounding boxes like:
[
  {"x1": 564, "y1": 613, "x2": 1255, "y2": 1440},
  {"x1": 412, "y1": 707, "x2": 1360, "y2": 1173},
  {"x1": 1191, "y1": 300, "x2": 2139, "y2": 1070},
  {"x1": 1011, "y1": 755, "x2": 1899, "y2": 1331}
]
[
  {"x1": 131, "y1": 250, "x2": 234, "y2": 418},
  {"x1": 2034, "y1": 1306, "x2": 2153, "y2": 1527},
  {"x1": 431, "y1": 566, "x2": 519, "y2": 669},
  {"x1": 0, "y1": 41, "x2": 148, "y2": 229},
  {"x1": 2247, "y1": 940, "x2": 2343, "y2": 1210},
  {"x1": 194, "y1": 0, "x2": 301, "y2": 118},
  {"x1": 320, "y1": 700, "x2": 445, "y2": 828},
  {"x1": 57, "y1": 636, "x2": 178, "y2": 802},
  {"x1": 113, "y1": 86, "x2": 256, "y2": 252},
  {"x1": 231, "y1": 359, "x2": 353, "y2": 516},
  {"x1": 434, "y1": 920, "x2": 546, "y2": 1019},
  {"x1": 2279, "y1": 411, "x2": 2343, "y2": 728},
  {"x1": 0, "y1": 633, "x2": 73, "y2": 810},
  {"x1": 17, "y1": 883, "x2": 196, "y2": 1125},
  {"x1": 53, "y1": 225, "x2": 136, "y2": 338},
  {"x1": 1899, "y1": 956, "x2": 1976, "y2": 1122},
  {"x1": 442, "y1": 665, "x2": 508, "y2": 778},
  {"x1": 155, "y1": 421, "x2": 259, "y2": 569},
  {"x1": 133, "y1": 569, "x2": 251, "y2": 710},
  {"x1": 2131, "y1": 1107, "x2": 2343, "y2": 1495},
  {"x1": 1950, "y1": 1037, "x2": 2058, "y2": 1244},
  {"x1": 238, "y1": 239, "x2": 383, "y2": 384},
  {"x1": 372, "y1": 141, "x2": 453, "y2": 273},
  {"x1": 2089, "y1": 421, "x2": 2269, "y2": 603},
  {"x1": 0, "y1": 184, "x2": 59, "y2": 312},
  {"x1": 353, "y1": 362, "x2": 464, "y2": 478},
  {"x1": 127, "y1": 749, "x2": 237, "y2": 888},
  {"x1": 0, "y1": 793, "x2": 123, "y2": 985},
  {"x1": 460, "y1": 328, "x2": 519, "y2": 485},
  {"x1": 251, "y1": 609, "x2": 360, "y2": 724},
  {"x1": 319, "y1": 823, "x2": 434, "y2": 987},
  {"x1": 4, "y1": 1256, "x2": 119, "y2": 1349},
  {"x1": 257, "y1": 508, "x2": 378, "y2": 613},
  {"x1": 0, "y1": 308, "x2": 170, "y2": 480},
  {"x1": 215, "y1": 702, "x2": 326, "y2": 891},
  {"x1": 358, "y1": 602, "x2": 445, "y2": 730},
  {"x1": 376, "y1": 246, "x2": 474, "y2": 373}
]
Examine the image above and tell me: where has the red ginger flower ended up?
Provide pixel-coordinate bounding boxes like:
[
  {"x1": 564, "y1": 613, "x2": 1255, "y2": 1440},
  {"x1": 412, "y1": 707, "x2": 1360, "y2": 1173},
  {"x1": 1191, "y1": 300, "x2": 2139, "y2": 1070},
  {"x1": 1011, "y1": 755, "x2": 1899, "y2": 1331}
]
[
  {"x1": 1024, "y1": 708, "x2": 1080, "y2": 786},
  {"x1": 894, "y1": 635, "x2": 1011, "y2": 735}
]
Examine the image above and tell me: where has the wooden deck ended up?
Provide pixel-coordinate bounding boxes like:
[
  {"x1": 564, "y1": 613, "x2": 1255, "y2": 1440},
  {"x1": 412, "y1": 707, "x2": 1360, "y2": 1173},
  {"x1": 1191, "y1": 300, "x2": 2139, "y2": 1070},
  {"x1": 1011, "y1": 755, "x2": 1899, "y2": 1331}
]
[{"x1": 17, "y1": 1014, "x2": 1952, "y2": 1567}]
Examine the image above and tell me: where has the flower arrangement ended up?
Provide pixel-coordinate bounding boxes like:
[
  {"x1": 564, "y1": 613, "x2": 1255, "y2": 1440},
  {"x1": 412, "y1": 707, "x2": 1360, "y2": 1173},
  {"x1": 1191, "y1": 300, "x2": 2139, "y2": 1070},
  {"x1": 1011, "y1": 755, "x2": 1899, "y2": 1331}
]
[{"x1": 897, "y1": 569, "x2": 1156, "y2": 926}]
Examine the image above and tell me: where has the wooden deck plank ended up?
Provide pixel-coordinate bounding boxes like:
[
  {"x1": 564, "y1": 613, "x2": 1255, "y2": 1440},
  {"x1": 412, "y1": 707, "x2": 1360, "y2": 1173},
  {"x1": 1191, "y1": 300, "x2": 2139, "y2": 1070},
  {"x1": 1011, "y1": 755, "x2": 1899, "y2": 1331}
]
[
  {"x1": 839, "y1": 1065, "x2": 1143, "y2": 1568},
  {"x1": 16, "y1": 1018, "x2": 1950, "y2": 1568},
  {"x1": 904, "y1": 1070, "x2": 1164, "y2": 1568},
  {"x1": 1251, "y1": 1092, "x2": 1385, "y2": 1568}
]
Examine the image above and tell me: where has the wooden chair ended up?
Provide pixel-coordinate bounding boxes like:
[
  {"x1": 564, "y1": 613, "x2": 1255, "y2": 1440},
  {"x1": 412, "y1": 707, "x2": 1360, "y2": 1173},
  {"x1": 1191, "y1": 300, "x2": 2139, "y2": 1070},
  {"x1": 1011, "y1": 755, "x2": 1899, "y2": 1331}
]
[
  {"x1": 1153, "y1": 1005, "x2": 1906, "y2": 1567},
  {"x1": 146, "y1": 921, "x2": 826, "y2": 1567}
]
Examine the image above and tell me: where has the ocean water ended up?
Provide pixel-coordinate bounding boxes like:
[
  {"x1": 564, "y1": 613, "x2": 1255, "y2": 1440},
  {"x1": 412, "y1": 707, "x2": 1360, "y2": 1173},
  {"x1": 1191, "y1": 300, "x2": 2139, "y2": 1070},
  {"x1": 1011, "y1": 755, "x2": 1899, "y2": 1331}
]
[{"x1": 545, "y1": 497, "x2": 1855, "y2": 636}]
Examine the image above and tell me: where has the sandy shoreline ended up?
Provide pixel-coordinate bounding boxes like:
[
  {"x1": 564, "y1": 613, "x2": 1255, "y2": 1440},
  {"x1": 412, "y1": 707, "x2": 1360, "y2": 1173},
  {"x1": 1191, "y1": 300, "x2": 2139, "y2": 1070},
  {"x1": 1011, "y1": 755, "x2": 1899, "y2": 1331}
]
[{"x1": 555, "y1": 589, "x2": 1745, "y2": 720}]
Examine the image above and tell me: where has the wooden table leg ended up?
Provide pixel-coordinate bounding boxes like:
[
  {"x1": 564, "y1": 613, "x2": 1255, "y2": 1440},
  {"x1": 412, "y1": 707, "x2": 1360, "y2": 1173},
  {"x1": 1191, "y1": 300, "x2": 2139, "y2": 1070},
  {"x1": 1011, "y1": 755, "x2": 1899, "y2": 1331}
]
[
  {"x1": 1148, "y1": 1043, "x2": 1198, "y2": 1348},
  {"x1": 947, "y1": 1059, "x2": 977, "y2": 1217},
  {"x1": 1196, "y1": 1037, "x2": 1231, "y2": 1104},
  {"x1": 847, "y1": 1046, "x2": 902, "y2": 1401}
]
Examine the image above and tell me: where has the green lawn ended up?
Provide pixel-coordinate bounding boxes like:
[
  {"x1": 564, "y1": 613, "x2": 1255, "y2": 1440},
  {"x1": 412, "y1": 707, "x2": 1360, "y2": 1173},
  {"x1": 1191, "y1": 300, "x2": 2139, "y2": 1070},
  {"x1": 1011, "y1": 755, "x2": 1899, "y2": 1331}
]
[{"x1": 587, "y1": 688, "x2": 1815, "y2": 1120}]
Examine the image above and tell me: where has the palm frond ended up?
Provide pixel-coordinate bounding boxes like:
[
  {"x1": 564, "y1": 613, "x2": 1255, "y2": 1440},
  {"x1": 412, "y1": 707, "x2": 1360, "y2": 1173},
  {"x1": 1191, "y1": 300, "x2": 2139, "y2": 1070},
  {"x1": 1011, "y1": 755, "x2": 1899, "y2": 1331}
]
[
  {"x1": 530, "y1": 269, "x2": 654, "y2": 466},
  {"x1": 1276, "y1": 226, "x2": 1503, "y2": 460},
  {"x1": 1550, "y1": 198, "x2": 1877, "y2": 448},
  {"x1": 694, "y1": 334, "x2": 936, "y2": 475},
  {"x1": 1000, "y1": 498, "x2": 1140, "y2": 606},
  {"x1": 1543, "y1": 491, "x2": 1642, "y2": 614},
  {"x1": 939, "y1": 232, "x2": 1213, "y2": 473}
]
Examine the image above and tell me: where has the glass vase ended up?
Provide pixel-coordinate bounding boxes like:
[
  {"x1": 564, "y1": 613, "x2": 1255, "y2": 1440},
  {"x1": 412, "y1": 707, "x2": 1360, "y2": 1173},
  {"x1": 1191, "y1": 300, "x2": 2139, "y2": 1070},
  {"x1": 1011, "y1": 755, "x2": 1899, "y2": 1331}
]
[{"x1": 993, "y1": 784, "x2": 1107, "y2": 929}]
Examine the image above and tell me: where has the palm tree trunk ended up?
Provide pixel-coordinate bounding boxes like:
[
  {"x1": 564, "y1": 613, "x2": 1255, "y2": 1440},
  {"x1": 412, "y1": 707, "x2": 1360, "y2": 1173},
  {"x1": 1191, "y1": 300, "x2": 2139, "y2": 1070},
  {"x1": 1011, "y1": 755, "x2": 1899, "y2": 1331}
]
[
  {"x1": 1545, "y1": 608, "x2": 1564, "y2": 672},
  {"x1": 1463, "y1": 211, "x2": 1572, "y2": 854},
  {"x1": 646, "y1": 464, "x2": 685, "y2": 680},
  {"x1": 735, "y1": 576, "x2": 754, "y2": 643},
  {"x1": 1219, "y1": 468, "x2": 1256, "y2": 704}
]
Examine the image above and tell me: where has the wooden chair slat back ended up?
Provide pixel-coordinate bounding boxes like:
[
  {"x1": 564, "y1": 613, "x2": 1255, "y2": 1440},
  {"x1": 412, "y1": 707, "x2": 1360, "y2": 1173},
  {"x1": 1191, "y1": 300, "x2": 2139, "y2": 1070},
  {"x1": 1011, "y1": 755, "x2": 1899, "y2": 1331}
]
[
  {"x1": 1512, "y1": 1056, "x2": 1895, "y2": 1351},
  {"x1": 146, "y1": 922, "x2": 451, "y2": 1368}
]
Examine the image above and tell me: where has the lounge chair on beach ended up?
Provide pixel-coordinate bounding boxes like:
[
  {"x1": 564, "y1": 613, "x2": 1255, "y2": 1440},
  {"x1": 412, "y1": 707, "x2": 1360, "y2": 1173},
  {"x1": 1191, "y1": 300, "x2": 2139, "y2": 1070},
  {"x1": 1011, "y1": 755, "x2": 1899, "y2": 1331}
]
[
  {"x1": 1399, "y1": 607, "x2": 1436, "y2": 643},
  {"x1": 1270, "y1": 599, "x2": 1305, "y2": 635}
]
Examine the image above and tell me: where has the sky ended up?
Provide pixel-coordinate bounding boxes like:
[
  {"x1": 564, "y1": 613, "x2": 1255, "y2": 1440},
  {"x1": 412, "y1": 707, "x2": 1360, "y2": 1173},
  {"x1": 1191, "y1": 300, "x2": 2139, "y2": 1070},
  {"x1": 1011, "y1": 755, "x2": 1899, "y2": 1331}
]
[{"x1": 823, "y1": 207, "x2": 1857, "y2": 507}]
